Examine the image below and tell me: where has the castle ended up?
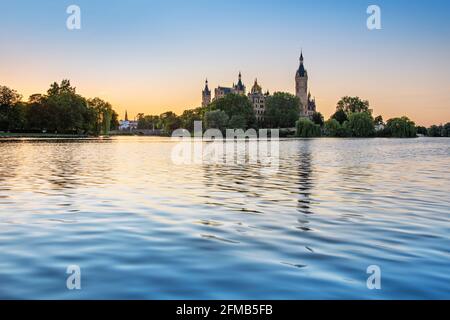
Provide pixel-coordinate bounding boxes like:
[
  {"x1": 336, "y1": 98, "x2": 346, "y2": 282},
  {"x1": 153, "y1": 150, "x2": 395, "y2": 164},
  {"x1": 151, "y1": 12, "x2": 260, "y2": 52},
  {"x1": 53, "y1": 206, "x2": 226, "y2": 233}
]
[{"x1": 202, "y1": 52, "x2": 317, "y2": 122}]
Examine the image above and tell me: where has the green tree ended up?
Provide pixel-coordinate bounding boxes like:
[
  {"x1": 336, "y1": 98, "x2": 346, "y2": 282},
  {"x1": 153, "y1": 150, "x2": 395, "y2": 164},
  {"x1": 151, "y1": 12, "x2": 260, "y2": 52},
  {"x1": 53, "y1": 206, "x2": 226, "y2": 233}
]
[
  {"x1": 160, "y1": 111, "x2": 181, "y2": 134},
  {"x1": 179, "y1": 107, "x2": 203, "y2": 132},
  {"x1": 110, "y1": 110, "x2": 120, "y2": 130},
  {"x1": 336, "y1": 96, "x2": 371, "y2": 115},
  {"x1": 88, "y1": 97, "x2": 114, "y2": 135},
  {"x1": 7, "y1": 102, "x2": 28, "y2": 130},
  {"x1": 205, "y1": 110, "x2": 229, "y2": 132},
  {"x1": 311, "y1": 112, "x2": 324, "y2": 127},
  {"x1": 428, "y1": 125, "x2": 442, "y2": 137},
  {"x1": 228, "y1": 114, "x2": 247, "y2": 129},
  {"x1": 264, "y1": 92, "x2": 300, "y2": 128},
  {"x1": 0, "y1": 85, "x2": 23, "y2": 131},
  {"x1": 209, "y1": 94, "x2": 255, "y2": 129},
  {"x1": 416, "y1": 126, "x2": 428, "y2": 136},
  {"x1": 324, "y1": 118, "x2": 346, "y2": 137},
  {"x1": 137, "y1": 115, "x2": 161, "y2": 130},
  {"x1": 295, "y1": 118, "x2": 321, "y2": 137},
  {"x1": 331, "y1": 109, "x2": 348, "y2": 125},
  {"x1": 386, "y1": 117, "x2": 417, "y2": 138},
  {"x1": 346, "y1": 112, "x2": 375, "y2": 137},
  {"x1": 443, "y1": 123, "x2": 450, "y2": 137},
  {"x1": 44, "y1": 80, "x2": 87, "y2": 133}
]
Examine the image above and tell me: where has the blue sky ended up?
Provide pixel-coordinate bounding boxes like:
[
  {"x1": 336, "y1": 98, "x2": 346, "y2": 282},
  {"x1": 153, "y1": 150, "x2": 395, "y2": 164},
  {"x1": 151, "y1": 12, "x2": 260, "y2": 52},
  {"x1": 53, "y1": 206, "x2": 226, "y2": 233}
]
[{"x1": 1, "y1": 0, "x2": 449, "y2": 125}]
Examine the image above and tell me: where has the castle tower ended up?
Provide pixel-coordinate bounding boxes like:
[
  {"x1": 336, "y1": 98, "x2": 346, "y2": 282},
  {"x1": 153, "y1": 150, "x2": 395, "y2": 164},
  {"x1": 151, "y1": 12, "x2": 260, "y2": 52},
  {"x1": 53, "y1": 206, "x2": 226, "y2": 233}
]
[
  {"x1": 248, "y1": 78, "x2": 266, "y2": 123},
  {"x1": 202, "y1": 79, "x2": 211, "y2": 107},
  {"x1": 295, "y1": 51, "x2": 308, "y2": 116},
  {"x1": 234, "y1": 72, "x2": 246, "y2": 95}
]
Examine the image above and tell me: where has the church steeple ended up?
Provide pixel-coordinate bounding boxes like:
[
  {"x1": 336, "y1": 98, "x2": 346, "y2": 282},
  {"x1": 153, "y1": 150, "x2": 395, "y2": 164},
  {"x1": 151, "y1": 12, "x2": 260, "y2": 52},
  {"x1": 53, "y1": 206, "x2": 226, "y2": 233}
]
[{"x1": 125, "y1": 110, "x2": 129, "y2": 122}]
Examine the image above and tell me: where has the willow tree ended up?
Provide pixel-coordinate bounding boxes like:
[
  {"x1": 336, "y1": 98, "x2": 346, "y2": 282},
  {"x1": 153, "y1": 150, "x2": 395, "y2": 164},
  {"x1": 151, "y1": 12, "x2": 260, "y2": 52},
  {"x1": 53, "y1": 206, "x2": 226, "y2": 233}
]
[{"x1": 88, "y1": 97, "x2": 114, "y2": 135}]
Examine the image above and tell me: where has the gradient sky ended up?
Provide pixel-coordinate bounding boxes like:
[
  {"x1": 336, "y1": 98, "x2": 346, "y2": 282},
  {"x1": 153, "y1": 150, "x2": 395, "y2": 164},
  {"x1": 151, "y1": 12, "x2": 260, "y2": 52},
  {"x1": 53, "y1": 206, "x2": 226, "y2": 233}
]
[{"x1": 1, "y1": 0, "x2": 449, "y2": 126}]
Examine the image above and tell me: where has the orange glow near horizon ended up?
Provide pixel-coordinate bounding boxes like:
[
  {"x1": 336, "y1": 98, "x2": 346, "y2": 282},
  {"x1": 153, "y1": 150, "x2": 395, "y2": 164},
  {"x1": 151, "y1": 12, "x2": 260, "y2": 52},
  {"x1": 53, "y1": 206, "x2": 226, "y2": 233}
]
[{"x1": 4, "y1": 63, "x2": 449, "y2": 127}]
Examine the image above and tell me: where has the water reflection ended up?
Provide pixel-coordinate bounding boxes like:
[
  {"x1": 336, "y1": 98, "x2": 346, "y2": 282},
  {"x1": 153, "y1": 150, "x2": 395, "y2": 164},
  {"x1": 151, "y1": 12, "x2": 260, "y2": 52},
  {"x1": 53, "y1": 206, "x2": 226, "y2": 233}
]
[
  {"x1": 296, "y1": 141, "x2": 314, "y2": 215},
  {"x1": 0, "y1": 137, "x2": 449, "y2": 299}
]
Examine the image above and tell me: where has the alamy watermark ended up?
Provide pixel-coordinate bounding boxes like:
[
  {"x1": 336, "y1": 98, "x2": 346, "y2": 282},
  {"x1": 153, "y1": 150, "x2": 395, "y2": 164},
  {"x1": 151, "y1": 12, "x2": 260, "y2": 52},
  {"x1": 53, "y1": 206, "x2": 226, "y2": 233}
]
[
  {"x1": 66, "y1": 5, "x2": 81, "y2": 30},
  {"x1": 171, "y1": 121, "x2": 280, "y2": 175},
  {"x1": 66, "y1": 265, "x2": 81, "y2": 290},
  {"x1": 366, "y1": 265, "x2": 382, "y2": 290},
  {"x1": 367, "y1": 5, "x2": 382, "y2": 30}
]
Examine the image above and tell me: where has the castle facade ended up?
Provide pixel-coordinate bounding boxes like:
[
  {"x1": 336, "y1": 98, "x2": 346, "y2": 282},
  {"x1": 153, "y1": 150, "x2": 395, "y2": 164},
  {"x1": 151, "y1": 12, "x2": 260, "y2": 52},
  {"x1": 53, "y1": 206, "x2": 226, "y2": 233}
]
[{"x1": 202, "y1": 52, "x2": 317, "y2": 122}]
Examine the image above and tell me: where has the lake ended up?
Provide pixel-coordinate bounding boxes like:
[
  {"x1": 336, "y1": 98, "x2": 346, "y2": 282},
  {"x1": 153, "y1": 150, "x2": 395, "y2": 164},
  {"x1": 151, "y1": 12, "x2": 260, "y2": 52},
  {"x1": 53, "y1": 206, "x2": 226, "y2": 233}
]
[{"x1": 0, "y1": 137, "x2": 449, "y2": 299}]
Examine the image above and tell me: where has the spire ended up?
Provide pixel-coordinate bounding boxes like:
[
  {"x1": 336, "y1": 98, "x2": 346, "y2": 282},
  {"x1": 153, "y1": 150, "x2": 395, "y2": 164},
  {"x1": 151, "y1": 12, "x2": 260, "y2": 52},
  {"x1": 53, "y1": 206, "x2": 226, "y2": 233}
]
[
  {"x1": 297, "y1": 51, "x2": 307, "y2": 77},
  {"x1": 204, "y1": 78, "x2": 210, "y2": 92},
  {"x1": 125, "y1": 110, "x2": 128, "y2": 122},
  {"x1": 235, "y1": 71, "x2": 245, "y2": 92}
]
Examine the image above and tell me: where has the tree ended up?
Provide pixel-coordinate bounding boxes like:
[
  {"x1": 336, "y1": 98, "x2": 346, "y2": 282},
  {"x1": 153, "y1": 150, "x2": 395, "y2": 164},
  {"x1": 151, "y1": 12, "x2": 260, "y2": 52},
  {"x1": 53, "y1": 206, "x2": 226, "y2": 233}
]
[
  {"x1": 160, "y1": 111, "x2": 181, "y2": 134},
  {"x1": 311, "y1": 112, "x2": 324, "y2": 127},
  {"x1": 7, "y1": 102, "x2": 28, "y2": 130},
  {"x1": 331, "y1": 109, "x2": 348, "y2": 125},
  {"x1": 295, "y1": 118, "x2": 321, "y2": 138},
  {"x1": 209, "y1": 94, "x2": 255, "y2": 129},
  {"x1": 110, "y1": 110, "x2": 120, "y2": 130},
  {"x1": 336, "y1": 96, "x2": 371, "y2": 115},
  {"x1": 44, "y1": 80, "x2": 87, "y2": 133},
  {"x1": 324, "y1": 118, "x2": 344, "y2": 137},
  {"x1": 264, "y1": 92, "x2": 300, "y2": 128},
  {"x1": 0, "y1": 86, "x2": 22, "y2": 106},
  {"x1": 228, "y1": 114, "x2": 247, "y2": 129},
  {"x1": 346, "y1": 112, "x2": 375, "y2": 137},
  {"x1": 138, "y1": 115, "x2": 160, "y2": 130},
  {"x1": 205, "y1": 110, "x2": 229, "y2": 132},
  {"x1": 416, "y1": 126, "x2": 428, "y2": 136},
  {"x1": 0, "y1": 85, "x2": 23, "y2": 131},
  {"x1": 179, "y1": 108, "x2": 203, "y2": 132},
  {"x1": 443, "y1": 123, "x2": 450, "y2": 137},
  {"x1": 88, "y1": 97, "x2": 114, "y2": 135},
  {"x1": 428, "y1": 125, "x2": 442, "y2": 137},
  {"x1": 386, "y1": 117, "x2": 417, "y2": 138}
]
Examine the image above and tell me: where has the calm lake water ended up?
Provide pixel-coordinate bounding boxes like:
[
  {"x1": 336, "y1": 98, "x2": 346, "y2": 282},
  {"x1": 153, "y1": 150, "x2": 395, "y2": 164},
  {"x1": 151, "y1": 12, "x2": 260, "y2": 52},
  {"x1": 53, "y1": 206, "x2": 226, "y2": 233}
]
[{"x1": 0, "y1": 137, "x2": 449, "y2": 299}]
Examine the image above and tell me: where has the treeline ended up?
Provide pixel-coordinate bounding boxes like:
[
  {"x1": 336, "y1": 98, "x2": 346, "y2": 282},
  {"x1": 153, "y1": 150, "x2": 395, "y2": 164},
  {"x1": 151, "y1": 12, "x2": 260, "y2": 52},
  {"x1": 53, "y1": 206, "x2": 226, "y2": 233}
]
[
  {"x1": 419, "y1": 123, "x2": 450, "y2": 137},
  {"x1": 137, "y1": 92, "x2": 304, "y2": 135},
  {"x1": 137, "y1": 92, "x2": 442, "y2": 139},
  {"x1": 296, "y1": 96, "x2": 449, "y2": 138},
  {"x1": 0, "y1": 80, "x2": 119, "y2": 135}
]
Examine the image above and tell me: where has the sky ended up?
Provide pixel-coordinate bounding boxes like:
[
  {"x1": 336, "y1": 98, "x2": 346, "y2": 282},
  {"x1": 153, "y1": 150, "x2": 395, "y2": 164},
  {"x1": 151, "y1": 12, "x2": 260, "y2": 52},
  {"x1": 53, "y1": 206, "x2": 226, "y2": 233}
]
[{"x1": 1, "y1": 0, "x2": 449, "y2": 126}]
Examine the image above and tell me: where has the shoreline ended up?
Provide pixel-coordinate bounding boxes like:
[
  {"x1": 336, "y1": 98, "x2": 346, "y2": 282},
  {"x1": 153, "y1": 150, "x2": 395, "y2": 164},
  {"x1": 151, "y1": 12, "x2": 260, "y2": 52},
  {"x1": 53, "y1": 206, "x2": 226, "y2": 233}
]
[{"x1": 0, "y1": 132, "x2": 441, "y2": 141}]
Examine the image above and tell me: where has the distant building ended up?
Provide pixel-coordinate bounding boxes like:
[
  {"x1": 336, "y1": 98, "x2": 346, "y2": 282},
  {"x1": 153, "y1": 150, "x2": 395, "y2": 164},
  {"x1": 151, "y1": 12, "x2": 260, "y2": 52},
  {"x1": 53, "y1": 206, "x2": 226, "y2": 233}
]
[
  {"x1": 248, "y1": 79, "x2": 269, "y2": 123},
  {"x1": 119, "y1": 110, "x2": 138, "y2": 131},
  {"x1": 212, "y1": 72, "x2": 247, "y2": 101},
  {"x1": 201, "y1": 79, "x2": 211, "y2": 108},
  {"x1": 375, "y1": 123, "x2": 386, "y2": 132}
]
